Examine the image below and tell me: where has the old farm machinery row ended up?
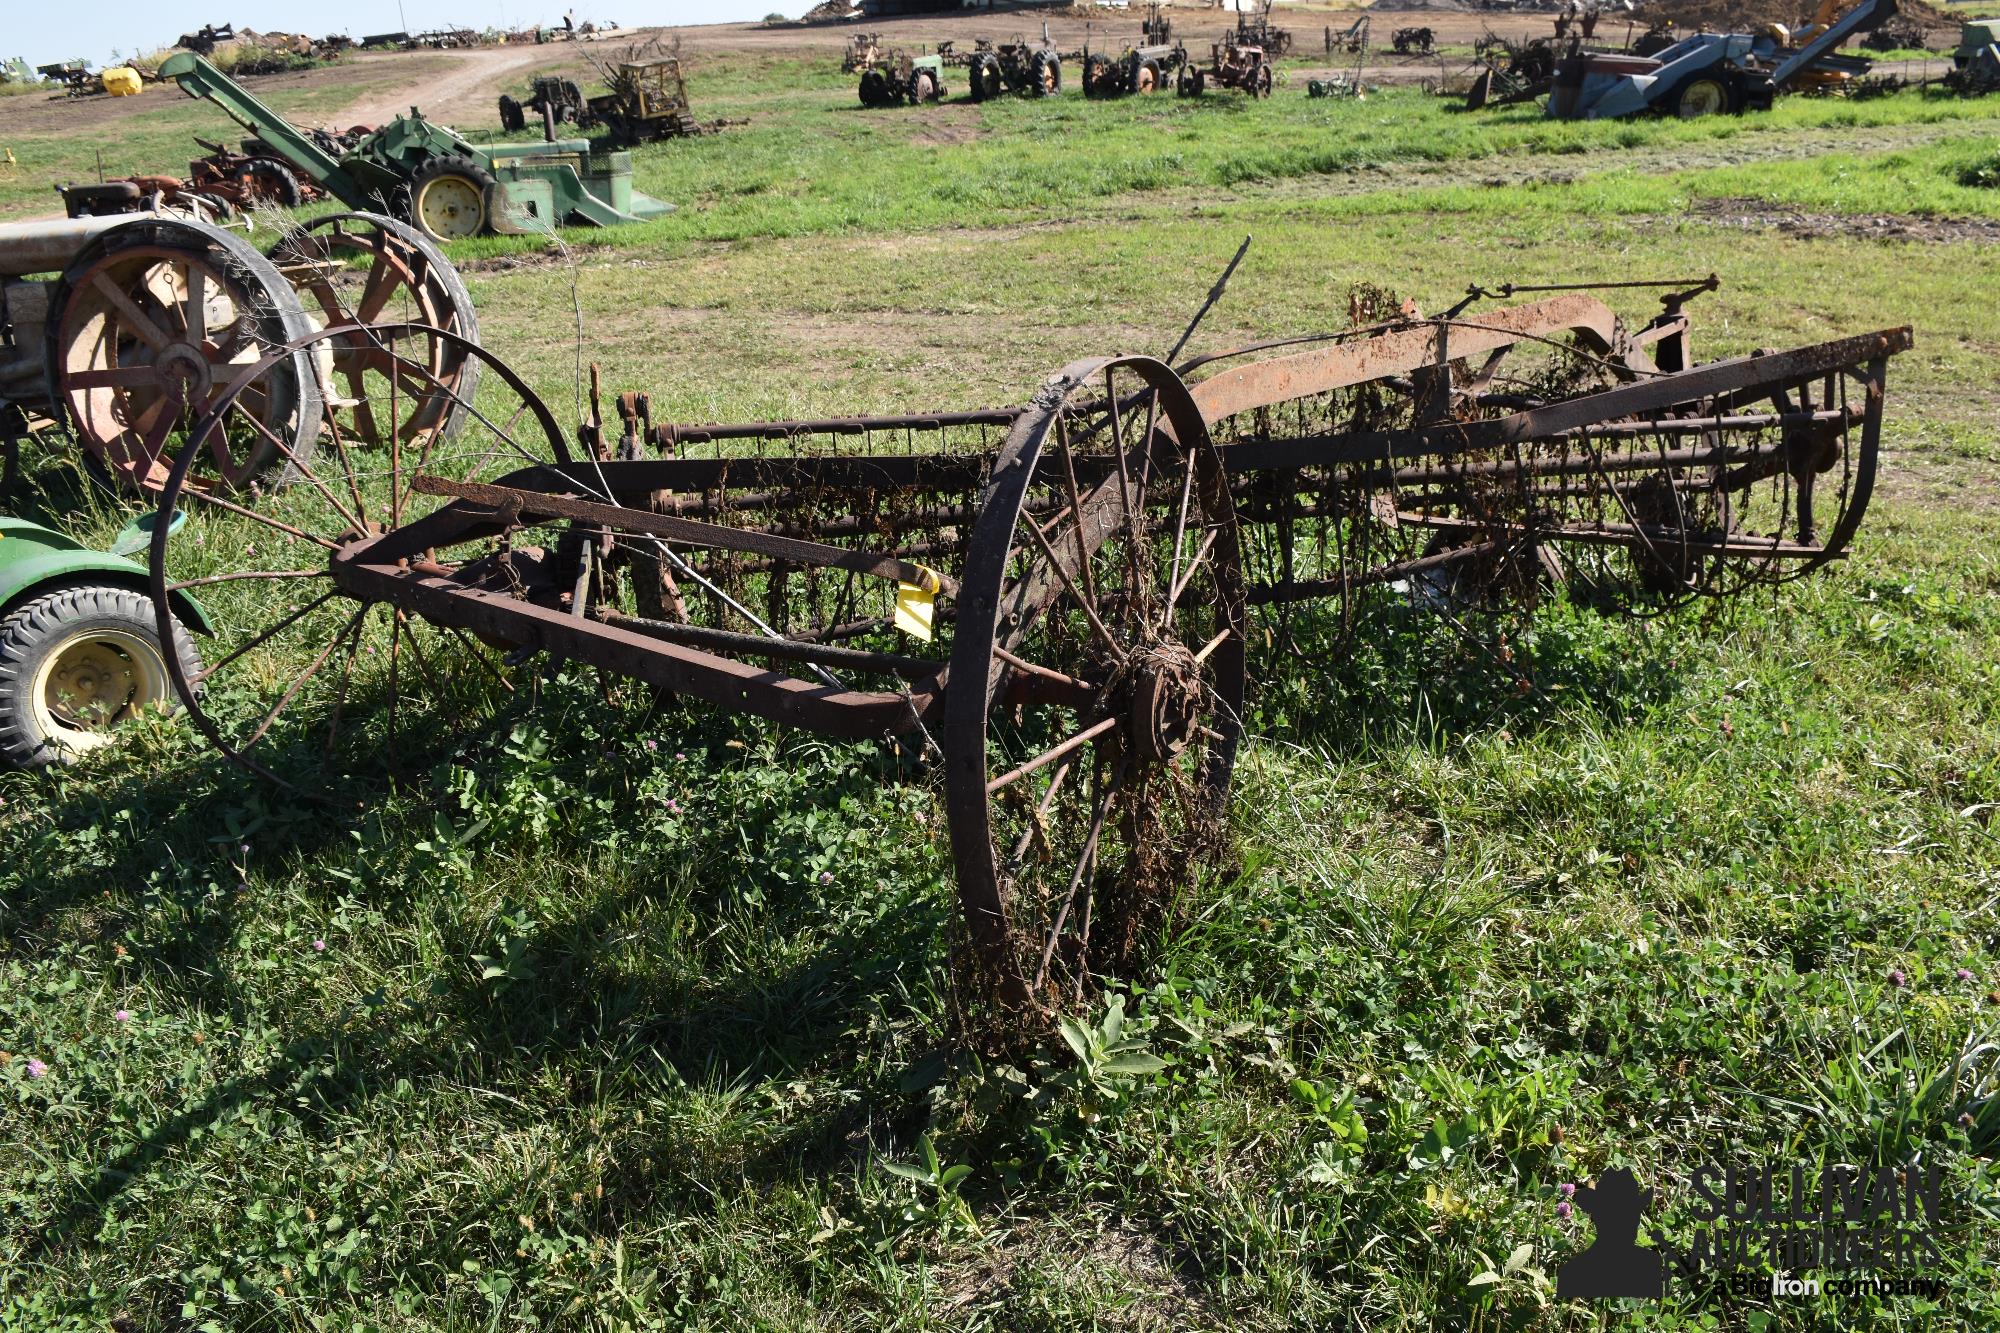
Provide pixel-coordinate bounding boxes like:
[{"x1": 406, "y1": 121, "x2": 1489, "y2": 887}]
[{"x1": 142, "y1": 279, "x2": 1909, "y2": 1025}]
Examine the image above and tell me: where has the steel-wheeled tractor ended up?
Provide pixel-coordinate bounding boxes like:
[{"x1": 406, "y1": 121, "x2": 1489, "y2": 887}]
[
  {"x1": 1179, "y1": 39, "x2": 1274, "y2": 97},
  {"x1": 0, "y1": 208, "x2": 479, "y2": 504},
  {"x1": 967, "y1": 38, "x2": 1063, "y2": 100},
  {"x1": 859, "y1": 51, "x2": 948, "y2": 106},
  {"x1": 501, "y1": 61, "x2": 705, "y2": 146}
]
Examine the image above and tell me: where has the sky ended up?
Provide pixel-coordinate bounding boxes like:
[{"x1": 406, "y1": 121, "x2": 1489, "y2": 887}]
[{"x1": 14, "y1": 0, "x2": 779, "y2": 68}]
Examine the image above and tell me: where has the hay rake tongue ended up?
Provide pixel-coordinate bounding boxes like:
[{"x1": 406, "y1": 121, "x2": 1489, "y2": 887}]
[{"x1": 148, "y1": 285, "x2": 1911, "y2": 1021}]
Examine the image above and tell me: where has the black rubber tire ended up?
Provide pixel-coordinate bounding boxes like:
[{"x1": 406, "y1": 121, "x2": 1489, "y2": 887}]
[
  {"x1": 498, "y1": 93, "x2": 525, "y2": 132},
  {"x1": 911, "y1": 70, "x2": 938, "y2": 103},
  {"x1": 0, "y1": 584, "x2": 200, "y2": 767},
  {"x1": 859, "y1": 69, "x2": 888, "y2": 107},
  {"x1": 235, "y1": 158, "x2": 304, "y2": 209},
  {"x1": 406, "y1": 155, "x2": 497, "y2": 241},
  {"x1": 1033, "y1": 51, "x2": 1061, "y2": 95},
  {"x1": 1255, "y1": 64, "x2": 1273, "y2": 98}
]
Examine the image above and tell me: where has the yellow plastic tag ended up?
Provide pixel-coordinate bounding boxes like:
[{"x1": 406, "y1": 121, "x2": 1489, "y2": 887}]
[{"x1": 894, "y1": 566, "x2": 940, "y2": 641}]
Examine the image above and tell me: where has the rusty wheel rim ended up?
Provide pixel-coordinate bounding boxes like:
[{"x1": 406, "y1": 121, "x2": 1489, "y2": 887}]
[
  {"x1": 149, "y1": 324, "x2": 571, "y2": 789},
  {"x1": 268, "y1": 215, "x2": 472, "y2": 451},
  {"x1": 59, "y1": 242, "x2": 298, "y2": 493},
  {"x1": 945, "y1": 355, "x2": 1246, "y2": 1019}
]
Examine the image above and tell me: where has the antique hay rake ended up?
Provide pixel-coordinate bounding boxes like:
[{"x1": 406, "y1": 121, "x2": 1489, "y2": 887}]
[{"x1": 145, "y1": 278, "x2": 1912, "y2": 1020}]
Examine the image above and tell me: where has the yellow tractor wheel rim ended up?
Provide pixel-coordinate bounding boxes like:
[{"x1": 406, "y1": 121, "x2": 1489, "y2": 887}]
[
  {"x1": 417, "y1": 174, "x2": 486, "y2": 240},
  {"x1": 32, "y1": 627, "x2": 169, "y2": 752},
  {"x1": 1678, "y1": 81, "x2": 1727, "y2": 117}
]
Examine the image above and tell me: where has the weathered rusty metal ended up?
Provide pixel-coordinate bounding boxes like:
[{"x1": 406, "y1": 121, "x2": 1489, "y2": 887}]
[{"x1": 147, "y1": 288, "x2": 1913, "y2": 1031}]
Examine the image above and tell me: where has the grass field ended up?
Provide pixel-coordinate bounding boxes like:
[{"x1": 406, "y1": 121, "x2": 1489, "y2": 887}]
[{"x1": 5, "y1": 34, "x2": 2000, "y2": 1332}]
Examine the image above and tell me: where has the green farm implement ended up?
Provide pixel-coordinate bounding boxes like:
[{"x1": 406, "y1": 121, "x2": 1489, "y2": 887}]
[{"x1": 157, "y1": 52, "x2": 674, "y2": 242}]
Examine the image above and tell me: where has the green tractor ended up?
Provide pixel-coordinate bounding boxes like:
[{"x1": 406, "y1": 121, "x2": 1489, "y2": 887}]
[
  {"x1": 0, "y1": 513, "x2": 207, "y2": 767},
  {"x1": 157, "y1": 52, "x2": 674, "y2": 242},
  {"x1": 858, "y1": 51, "x2": 948, "y2": 107}
]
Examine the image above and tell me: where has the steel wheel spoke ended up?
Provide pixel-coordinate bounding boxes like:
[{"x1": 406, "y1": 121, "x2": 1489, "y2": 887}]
[
  {"x1": 1032, "y1": 761, "x2": 1123, "y2": 992},
  {"x1": 987, "y1": 715, "x2": 1119, "y2": 795},
  {"x1": 180, "y1": 485, "x2": 341, "y2": 551},
  {"x1": 229, "y1": 401, "x2": 362, "y2": 533},
  {"x1": 240, "y1": 603, "x2": 369, "y2": 751},
  {"x1": 191, "y1": 588, "x2": 344, "y2": 687},
  {"x1": 168, "y1": 569, "x2": 328, "y2": 592},
  {"x1": 90, "y1": 273, "x2": 170, "y2": 351},
  {"x1": 182, "y1": 264, "x2": 207, "y2": 342}
]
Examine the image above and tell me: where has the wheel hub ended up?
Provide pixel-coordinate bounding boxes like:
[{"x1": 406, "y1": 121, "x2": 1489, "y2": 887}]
[
  {"x1": 45, "y1": 639, "x2": 140, "y2": 730},
  {"x1": 1116, "y1": 641, "x2": 1203, "y2": 764},
  {"x1": 155, "y1": 341, "x2": 213, "y2": 405}
]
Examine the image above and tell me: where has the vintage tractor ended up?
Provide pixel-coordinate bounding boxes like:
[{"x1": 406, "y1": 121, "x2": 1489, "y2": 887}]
[
  {"x1": 1391, "y1": 27, "x2": 1435, "y2": 56},
  {"x1": 61, "y1": 134, "x2": 331, "y2": 220},
  {"x1": 501, "y1": 61, "x2": 705, "y2": 146},
  {"x1": 498, "y1": 75, "x2": 588, "y2": 133},
  {"x1": 967, "y1": 38, "x2": 1064, "y2": 99},
  {"x1": 858, "y1": 51, "x2": 948, "y2": 106},
  {"x1": 1180, "y1": 38, "x2": 1274, "y2": 97},
  {"x1": 0, "y1": 208, "x2": 479, "y2": 497},
  {"x1": 0, "y1": 512, "x2": 207, "y2": 767},
  {"x1": 1235, "y1": 0, "x2": 1294, "y2": 56},
  {"x1": 1083, "y1": 42, "x2": 1186, "y2": 96},
  {"x1": 584, "y1": 59, "x2": 706, "y2": 145},
  {"x1": 158, "y1": 52, "x2": 673, "y2": 242}
]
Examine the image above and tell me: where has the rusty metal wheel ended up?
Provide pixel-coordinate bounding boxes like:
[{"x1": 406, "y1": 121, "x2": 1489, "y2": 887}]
[
  {"x1": 46, "y1": 216, "x2": 322, "y2": 495},
  {"x1": 267, "y1": 212, "x2": 481, "y2": 449},
  {"x1": 945, "y1": 355, "x2": 1246, "y2": 1019},
  {"x1": 148, "y1": 324, "x2": 571, "y2": 789}
]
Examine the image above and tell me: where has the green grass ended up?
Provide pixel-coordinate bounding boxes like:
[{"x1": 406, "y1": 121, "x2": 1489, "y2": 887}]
[{"x1": 6, "y1": 39, "x2": 2000, "y2": 1331}]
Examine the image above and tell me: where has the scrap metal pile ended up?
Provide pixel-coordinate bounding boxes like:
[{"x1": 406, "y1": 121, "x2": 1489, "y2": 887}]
[{"x1": 140, "y1": 271, "x2": 1909, "y2": 1024}]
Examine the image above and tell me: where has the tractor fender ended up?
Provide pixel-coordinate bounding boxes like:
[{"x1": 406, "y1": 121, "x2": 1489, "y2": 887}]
[{"x1": 0, "y1": 519, "x2": 214, "y2": 634}]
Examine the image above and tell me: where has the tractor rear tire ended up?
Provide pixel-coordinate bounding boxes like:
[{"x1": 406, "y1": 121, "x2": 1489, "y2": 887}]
[
  {"x1": 234, "y1": 158, "x2": 304, "y2": 209},
  {"x1": 0, "y1": 584, "x2": 200, "y2": 767},
  {"x1": 408, "y1": 155, "x2": 495, "y2": 242},
  {"x1": 912, "y1": 70, "x2": 938, "y2": 103},
  {"x1": 1033, "y1": 50, "x2": 1061, "y2": 95},
  {"x1": 859, "y1": 70, "x2": 888, "y2": 106},
  {"x1": 970, "y1": 56, "x2": 998, "y2": 101},
  {"x1": 498, "y1": 93, "x2": 526, "y2": 132},
  {"x1": 1138, "y1": 60, "x2": 1160, "y2": 93},
  {"x1": 1255, "y1": 64, "x2": 1274, "y2": 97}
]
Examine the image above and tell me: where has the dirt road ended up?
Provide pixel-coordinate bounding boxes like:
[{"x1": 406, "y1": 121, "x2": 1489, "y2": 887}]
[{"x1": 340, "y1": 44, "x2": 556, "y2": 126}]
